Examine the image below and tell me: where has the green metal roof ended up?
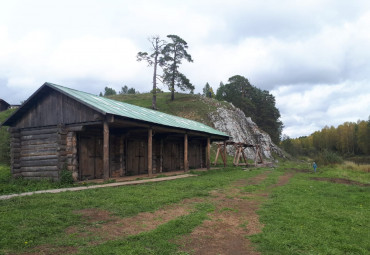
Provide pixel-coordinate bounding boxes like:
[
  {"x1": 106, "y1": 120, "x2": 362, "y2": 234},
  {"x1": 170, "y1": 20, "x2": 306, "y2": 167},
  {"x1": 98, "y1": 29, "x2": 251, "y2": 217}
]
[{"x1": 47, "y1": 83, "x2": 229, "y2": 138}]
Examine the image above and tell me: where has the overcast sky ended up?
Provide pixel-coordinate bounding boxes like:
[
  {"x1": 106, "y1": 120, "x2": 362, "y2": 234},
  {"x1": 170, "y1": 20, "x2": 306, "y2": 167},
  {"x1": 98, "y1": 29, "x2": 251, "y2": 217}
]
[{"x1": 1, "y1": 0, "x2": 369, "y2": 138}]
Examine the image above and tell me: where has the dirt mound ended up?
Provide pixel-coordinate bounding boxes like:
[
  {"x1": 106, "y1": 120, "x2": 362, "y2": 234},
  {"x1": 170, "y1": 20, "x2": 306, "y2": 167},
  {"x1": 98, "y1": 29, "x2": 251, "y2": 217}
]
[{"x1": 311, "y1": 177, "x2": 370, "y2": 187}]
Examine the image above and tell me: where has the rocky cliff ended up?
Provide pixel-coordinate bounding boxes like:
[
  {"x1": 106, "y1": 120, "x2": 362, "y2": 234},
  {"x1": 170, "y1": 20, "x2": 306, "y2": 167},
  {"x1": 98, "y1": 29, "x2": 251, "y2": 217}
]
[{"x1": 206, "y1": 98, "x2": 285, "y2": 160}]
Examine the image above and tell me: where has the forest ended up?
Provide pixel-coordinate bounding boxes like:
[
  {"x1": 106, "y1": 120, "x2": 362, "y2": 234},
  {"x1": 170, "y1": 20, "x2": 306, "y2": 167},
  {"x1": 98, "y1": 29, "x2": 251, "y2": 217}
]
[{"x1": 281, "y1": 119, "x2": 370, "y2": 163}]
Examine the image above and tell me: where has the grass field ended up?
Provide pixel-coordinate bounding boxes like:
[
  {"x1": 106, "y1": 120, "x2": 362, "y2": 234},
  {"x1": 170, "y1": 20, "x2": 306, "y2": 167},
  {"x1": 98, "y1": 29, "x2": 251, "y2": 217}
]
[
  {"x1": 0, "y1": 162, "x2": 369, "y2": 255},
  {"x1": 109, "y1": 92, "x2": 230, "y2": 127}
]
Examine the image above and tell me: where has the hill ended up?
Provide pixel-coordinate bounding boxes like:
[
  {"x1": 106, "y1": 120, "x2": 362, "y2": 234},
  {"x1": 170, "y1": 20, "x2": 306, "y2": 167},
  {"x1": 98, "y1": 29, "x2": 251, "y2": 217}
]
[
  {"x1": 0, "y1": 108, "x2": 16, "y2": 164},
  {"x1": 110, "y1": 92, "x2": 285, "y2": 159}
]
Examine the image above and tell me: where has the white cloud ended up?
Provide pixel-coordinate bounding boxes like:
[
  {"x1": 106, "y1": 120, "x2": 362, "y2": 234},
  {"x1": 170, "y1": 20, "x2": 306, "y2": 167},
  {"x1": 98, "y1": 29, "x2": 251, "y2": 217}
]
[
  {"x1": 1, "y1": 0, "x2": 370, "y2": 138},
  {"x1": 273, "y1": 81, "x2": 370, "y2": 138}
]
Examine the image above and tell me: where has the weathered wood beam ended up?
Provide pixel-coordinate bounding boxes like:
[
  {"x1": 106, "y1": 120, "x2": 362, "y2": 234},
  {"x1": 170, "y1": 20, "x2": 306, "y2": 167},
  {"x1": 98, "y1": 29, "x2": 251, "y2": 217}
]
[
  {"x1": 66, "y1": 125, "x2": 85, "y2": 132},
  {"x1": 103, "y1": 120, "x2": 110, "y2": 181},
  {"x1": 184, "y1": 133, "x2": 189, "y2": 172},
  {"x1": 160, "y1": 138, "x2": 163, "y2": 173},
  {"x1": 223, "y1": 140, "x2": 227, "y2": 167},
  {"x1": 206, "y1": 137, "x2": 211, "y2": 170},
  {"x1": 119, "y1": 136, "x2": 124, "y2": 177},
  {"x1": 148, "y1": 128, "x2": 153, "y2": 177}
]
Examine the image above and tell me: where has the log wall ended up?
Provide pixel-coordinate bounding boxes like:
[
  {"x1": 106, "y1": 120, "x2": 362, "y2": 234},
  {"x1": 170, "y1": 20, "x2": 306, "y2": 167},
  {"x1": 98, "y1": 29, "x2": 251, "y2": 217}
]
[
  {"x1": 66, "y1": 131, "x2": 78, "y2": 180},
  {"x1": 17, "y1": 126, "x2": 61, "y2": 180}
]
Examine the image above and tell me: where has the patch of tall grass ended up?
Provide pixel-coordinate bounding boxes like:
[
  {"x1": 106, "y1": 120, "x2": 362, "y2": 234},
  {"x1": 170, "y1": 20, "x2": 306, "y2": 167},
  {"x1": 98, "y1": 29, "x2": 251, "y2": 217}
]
[{"x1": 342, "y1": 161, "x2": 370, "y2": 173}]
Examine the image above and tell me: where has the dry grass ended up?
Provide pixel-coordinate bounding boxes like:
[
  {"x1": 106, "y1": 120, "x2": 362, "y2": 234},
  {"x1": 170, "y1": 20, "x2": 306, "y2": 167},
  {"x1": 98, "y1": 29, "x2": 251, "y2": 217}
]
[{"x1": 343, "y1": 161, "x2": 370, "y2": 172}]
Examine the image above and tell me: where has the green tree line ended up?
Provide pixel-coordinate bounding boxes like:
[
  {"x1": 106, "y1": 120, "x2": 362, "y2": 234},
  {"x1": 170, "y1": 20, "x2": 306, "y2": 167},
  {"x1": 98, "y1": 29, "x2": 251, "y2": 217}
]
[
  {"x1": 281, "y1": 118, "x2": 370, "y2": 158},
  {"x1": 213, "y1": 75, "x2": 283, "y2": 144}
]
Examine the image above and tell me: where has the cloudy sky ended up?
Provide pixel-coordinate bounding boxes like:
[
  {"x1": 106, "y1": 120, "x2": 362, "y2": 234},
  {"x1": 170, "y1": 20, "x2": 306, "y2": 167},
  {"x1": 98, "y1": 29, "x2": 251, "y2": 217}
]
[{"x1": 1, "y1": 0, "x2": 369, "y2": 138}]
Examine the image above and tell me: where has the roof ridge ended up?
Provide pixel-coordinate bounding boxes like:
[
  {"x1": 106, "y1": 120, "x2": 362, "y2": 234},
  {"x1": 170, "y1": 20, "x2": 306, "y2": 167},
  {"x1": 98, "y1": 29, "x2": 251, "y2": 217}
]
[{"x1": 36, "y1": 83, "x2": 228, "y2": 137}]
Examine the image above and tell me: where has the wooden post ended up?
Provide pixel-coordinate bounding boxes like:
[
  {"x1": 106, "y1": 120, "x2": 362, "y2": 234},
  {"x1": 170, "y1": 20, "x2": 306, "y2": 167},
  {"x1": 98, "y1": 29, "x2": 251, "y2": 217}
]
[
  {"x1": 223, "y1": 140, "x2": 227, "y2": 167},
  {"x1": 160, "y1": 138, "x2": 163, "y2": 173},
  {"x1": 213, "y1": 144, "x2": 220, "y2": 166},
  {"x1": 119, "y1": 136, "x2": 124, "y2": 177},
  {"x1": 148, "y1": 128, "x2": 153, "y2": 177},
  {"x1": 206, "y1": 137, "x2": 211, "y2": 170},
  {"x1": 184, "y1": 134, "x2": 189, "y2": 172},
  {"x1": 103, "y1": 121, "x2": 109, "y2": 181}
]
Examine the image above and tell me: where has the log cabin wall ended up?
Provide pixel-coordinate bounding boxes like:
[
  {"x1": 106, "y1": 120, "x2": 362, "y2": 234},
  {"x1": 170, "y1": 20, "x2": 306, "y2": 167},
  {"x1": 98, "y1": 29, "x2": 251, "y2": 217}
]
[
  {"x1": 16, "y1": 126, "x2": 60, "y2": 180},
  {"x1": 4, "y1": 84, "x2": 227, "y2": 181},
  {"x1": 66, "y1": 131, "x2": 78, "y2": 180},
  {"x1": 9, "y1": 128, "x2": 21, "y2": 177},
  {"x1": 9, "y1": 89, "x2": 104, "y2": 180}
]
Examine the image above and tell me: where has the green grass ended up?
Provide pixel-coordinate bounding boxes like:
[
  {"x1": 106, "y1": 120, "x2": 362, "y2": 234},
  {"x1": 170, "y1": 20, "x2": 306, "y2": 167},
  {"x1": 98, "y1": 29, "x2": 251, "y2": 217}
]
[
  {"x1": 0, "y1": 164, "x2": 111, "y2": 195},
  {"x1": 251, "y1": 163, "x2": 370, "y2": 255},
  {"x1": 1, "y1": 162, "x2": 369, "y2": 254},
  {"x1": 0, "y1": 108, "x2": 16, "y2": 165},
  {"x1": 242, "y1": 170, "x2": 282, "y2": 193},
  {"x1": 109, "y1": 92, "x2": 230, "y2": 127},
  {"x1": 0, "y1": 167, "x2": 261, "y2": 254}
]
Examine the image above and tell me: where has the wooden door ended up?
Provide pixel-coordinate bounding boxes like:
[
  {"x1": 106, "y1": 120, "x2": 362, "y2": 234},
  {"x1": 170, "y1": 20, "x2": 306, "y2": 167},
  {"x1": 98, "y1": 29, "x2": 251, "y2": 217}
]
[
  {"x1": 79, "y1": 135, "x2": 103, "y2": 180},
  {"x1": 127, "y1": 139, "x2": 147, "y2": 175},
  {"x1": 163, "y1": 141, "x2": 182, "y2": 171},
  {"x1": 189, "y1": 141, "x2": 202, "y2": 169}
]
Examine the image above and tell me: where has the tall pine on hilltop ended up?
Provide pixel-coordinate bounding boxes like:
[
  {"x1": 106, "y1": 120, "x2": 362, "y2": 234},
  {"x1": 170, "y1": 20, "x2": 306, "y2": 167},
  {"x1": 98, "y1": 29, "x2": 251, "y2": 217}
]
[
  {"x1": 216, "y1": 75, "x2": 283, "y2": 143},
  {"x1": 161, "y1": 35, "x2": 194, "y2": 101}
]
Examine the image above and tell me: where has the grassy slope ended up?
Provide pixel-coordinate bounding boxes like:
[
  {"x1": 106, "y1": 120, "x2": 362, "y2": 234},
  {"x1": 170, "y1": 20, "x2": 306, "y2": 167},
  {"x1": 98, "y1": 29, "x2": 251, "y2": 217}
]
[
  {"x1": 109, "y1": 92, "x2": 229, "y2": 127},
  {"x1": 0, "y1": 108, "x2": 16, "y2": 165}
]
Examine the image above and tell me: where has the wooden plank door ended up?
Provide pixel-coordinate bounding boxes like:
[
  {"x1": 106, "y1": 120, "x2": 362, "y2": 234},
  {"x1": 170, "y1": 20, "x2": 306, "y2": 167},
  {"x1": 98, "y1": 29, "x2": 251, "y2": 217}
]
[
  {"x1": 127, "y1": 139, "x2": 147, "y2": 175},
  {"x1": 79, "y1": 135, "x2": 103, "y2": 180}
]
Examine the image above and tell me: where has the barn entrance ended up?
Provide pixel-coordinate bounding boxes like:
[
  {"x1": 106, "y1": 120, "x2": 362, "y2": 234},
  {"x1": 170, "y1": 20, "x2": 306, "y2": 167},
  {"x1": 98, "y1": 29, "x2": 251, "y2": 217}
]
[
  {"x1": 79, "y1": 134, "x2": 104, "y2": 180},
  {"x1": 126, "y1": 138, "x2": 148, "y2": 175}
]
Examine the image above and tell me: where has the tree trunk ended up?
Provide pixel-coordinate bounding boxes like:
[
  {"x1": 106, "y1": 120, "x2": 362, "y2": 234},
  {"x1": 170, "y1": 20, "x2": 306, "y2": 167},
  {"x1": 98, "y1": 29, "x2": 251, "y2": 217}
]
[
  {"x1": 171, "y1": 85, "x2": 175, "y2": 101},
  {"x1": 152, "y1": 54, "x2": 158, "y2": 109},
  {"x1": 170, "y1": 53, "x2": 177, "y2": 101}
]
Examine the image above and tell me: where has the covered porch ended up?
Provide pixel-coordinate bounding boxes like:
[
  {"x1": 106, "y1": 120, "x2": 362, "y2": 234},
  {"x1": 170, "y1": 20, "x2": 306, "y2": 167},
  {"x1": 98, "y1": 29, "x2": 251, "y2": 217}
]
[{"x1": 67, "y1": 114, "x2": 223, "y2": 181}]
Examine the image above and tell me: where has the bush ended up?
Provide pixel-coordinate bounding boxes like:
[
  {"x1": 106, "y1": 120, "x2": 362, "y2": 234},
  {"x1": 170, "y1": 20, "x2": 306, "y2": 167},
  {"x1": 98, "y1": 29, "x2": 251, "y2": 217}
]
[
  {"x1": 60, "y1": 169, "x2": 74, "y2": 185},
  {"x1": 315, "y1": 150, "x2": 343, "y2": 166}
]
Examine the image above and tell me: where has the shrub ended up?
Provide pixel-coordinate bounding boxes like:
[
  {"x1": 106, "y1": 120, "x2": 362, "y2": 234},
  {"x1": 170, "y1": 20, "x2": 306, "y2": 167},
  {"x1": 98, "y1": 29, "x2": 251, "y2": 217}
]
[
  {"x1": 60, "y1": 169, "x2": 74, "y2": 185},
  {"x1": 315, "y1": 150, "x2": 343, "y2": 166}
]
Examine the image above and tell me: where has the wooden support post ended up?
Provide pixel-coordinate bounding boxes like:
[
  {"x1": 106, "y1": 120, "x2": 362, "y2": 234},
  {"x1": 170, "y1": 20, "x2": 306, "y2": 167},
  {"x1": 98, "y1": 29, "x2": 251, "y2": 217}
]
[
  {"x1": 103, "y1": 121, "x2": 109, "y2": 181},
  {"x1": 213, "y1": 144, "x2": 220, "y2": 166},
  {"x1": 184, "y1": 134, "x2": 189, "y2": 172},
  {"x1": 241, "y1": 149, "x2": 248, "y2": 165},
  {"x1": 206, "y1": 137, "x2": 211, "y2": 170},
  {"x1": 119, "y1": 136, "x2": 124, "y2": 177},
  {"x1": 148, "y1": 128, "x2": 153, "y2": 177},
  {"x1": 223, "y1": 140, "x2": 227, "y2": 167},
  {"x1": 160, "y1": 139, "x2": 163, "y2": 173}
]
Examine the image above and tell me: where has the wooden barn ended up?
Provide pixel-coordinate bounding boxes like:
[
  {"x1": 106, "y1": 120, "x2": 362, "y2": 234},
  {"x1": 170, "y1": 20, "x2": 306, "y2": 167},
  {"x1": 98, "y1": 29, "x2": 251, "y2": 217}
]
[
  {"x1": 0, "y1": 99, "x2": 10, "y2": 112},
  {"x1": 2, "y1": 82, "x2": 229, "y2": 181}
]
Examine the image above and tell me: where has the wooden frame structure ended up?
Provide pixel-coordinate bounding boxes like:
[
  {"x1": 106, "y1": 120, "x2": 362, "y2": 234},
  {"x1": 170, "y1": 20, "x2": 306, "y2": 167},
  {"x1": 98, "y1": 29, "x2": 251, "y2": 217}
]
[{"x1": 213, "y1": 141, "x2": 264, "y2": 167}]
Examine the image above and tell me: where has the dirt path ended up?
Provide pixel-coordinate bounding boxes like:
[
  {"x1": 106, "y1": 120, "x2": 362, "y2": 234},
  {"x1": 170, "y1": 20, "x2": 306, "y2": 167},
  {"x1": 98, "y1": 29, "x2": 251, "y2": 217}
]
[
  {"x1": 19, "y1": 171, "x2": 295, "y2": 255},
  {"x1": 178, "y1": 171, "x2": 295, "y2": 255},
  {"x1": 20, "y1": 198, "x2": 203, "y2": 255}
]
